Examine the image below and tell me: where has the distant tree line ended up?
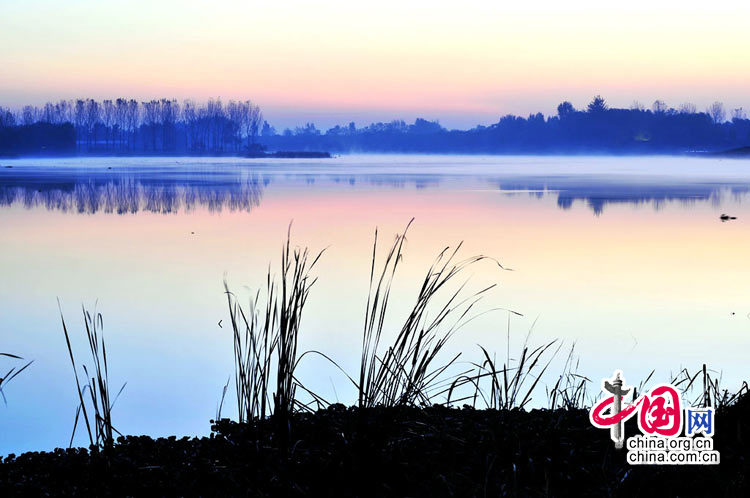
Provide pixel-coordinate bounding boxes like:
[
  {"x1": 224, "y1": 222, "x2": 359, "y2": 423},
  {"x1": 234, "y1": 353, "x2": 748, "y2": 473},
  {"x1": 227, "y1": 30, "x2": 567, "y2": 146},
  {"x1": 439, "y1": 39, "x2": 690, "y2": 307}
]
[
  {"x1": 2, "y1": 95, "x2": 749, "y2": 156},
  {"x1": 0, "y1": 98, "x2": 262, "y2": 155},
  {"x1": 0, "y1": 121, "x2": 75, "y2": 156},
  {"x1": 259, "y1": 96, "x2": 750, "y2": 154}
]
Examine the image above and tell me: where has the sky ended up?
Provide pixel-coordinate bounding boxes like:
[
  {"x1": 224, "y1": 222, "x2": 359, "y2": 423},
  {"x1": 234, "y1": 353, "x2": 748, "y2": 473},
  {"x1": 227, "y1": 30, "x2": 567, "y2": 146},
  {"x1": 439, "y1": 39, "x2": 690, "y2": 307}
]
[{"x1": 1, "y1": 0, "x2": 749, "y2": 130}]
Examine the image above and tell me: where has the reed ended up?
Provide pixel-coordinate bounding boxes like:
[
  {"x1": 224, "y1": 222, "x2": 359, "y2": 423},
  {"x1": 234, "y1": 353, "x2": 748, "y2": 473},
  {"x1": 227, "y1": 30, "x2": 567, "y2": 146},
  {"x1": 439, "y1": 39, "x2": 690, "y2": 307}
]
[
  {"x1": 223, "y1": 226, "x2": 324, "y2": 424},
  {"x1": 547, "y1": 343, "x2": 591, "y2": 410},
  {"x1": 0, "y1": 352, "x2": 33, "y2": 405},
  {"x1": 224, "y1": 275, "x2": 276, "y2": 422},
  {"x1": 358, "y1": 220, "x2": 508, "y2": 408},
  {"x1": 671, "y1": 364, "x2": 750, "y2": 409},
  {"x1": 274, "y1": 232, "x2": 324, "y2": 419},
  {"x1": 59, "y1": 303, "x2": 126, "y2": 449},
  {"x1": 445, "y1": 336, "x2": 561, "y2": 410}
]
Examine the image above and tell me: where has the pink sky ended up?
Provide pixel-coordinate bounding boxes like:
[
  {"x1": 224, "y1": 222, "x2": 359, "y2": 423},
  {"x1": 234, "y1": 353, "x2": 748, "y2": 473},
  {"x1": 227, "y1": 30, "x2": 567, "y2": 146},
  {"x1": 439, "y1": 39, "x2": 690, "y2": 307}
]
[{"x1": 1, "y1": 1, "x2": 749, "y2": 129}]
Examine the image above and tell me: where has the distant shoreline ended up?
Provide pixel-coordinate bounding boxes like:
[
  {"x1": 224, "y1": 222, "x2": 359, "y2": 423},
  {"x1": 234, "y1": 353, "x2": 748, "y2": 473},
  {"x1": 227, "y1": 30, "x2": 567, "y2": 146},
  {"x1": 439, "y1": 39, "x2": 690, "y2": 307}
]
[
  {"x1": 245, "y1": 150, "x2": 332, "y2": 159},
  {"x1": 4, "y1": 97, "x2": 750, "y2": 158},
  {"x1": 710, "y1": 146, "x2": 750, "y2": 158},
  {"x1": 0, "y1": 151, "x2": 334, "y2": 160},
  {"x1": 4, "y1": 150, "x2": 750, "y2": 160}
]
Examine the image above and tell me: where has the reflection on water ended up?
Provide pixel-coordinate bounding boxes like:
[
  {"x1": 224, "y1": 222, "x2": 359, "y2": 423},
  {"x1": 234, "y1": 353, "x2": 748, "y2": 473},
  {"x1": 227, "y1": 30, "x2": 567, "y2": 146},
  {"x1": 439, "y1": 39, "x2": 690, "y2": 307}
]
[
  {"x1": 0, "y1": 167, "x2": 265, "y2": 214},
  {"x1": 2, "y1": 156, "x2": 750, "y2": 214},
  {"x1": 0, "y1": 178, "x2": 264, "y2": 214},
  {"x1": 490, "y1": 178, "x2": 750, "y2": 214}
]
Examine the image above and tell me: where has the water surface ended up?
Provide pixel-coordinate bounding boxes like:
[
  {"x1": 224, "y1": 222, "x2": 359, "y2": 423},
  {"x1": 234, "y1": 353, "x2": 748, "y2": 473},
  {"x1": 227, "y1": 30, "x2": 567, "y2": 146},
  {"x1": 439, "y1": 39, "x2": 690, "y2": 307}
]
[{"x1": 2, "y1": 155, "x2": 749, "y2": 454}]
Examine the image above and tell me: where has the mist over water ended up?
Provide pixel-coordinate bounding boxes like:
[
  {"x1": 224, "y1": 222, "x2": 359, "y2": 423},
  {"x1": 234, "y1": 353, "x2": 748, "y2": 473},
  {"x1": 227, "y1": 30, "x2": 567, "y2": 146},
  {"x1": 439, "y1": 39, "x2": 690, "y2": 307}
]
[
  {"x1": 2, "y1": 154, "x2": 750, "y2": 455},
  {"x1": 3, "y1": 155, "x2": 750, "y2": 214}
]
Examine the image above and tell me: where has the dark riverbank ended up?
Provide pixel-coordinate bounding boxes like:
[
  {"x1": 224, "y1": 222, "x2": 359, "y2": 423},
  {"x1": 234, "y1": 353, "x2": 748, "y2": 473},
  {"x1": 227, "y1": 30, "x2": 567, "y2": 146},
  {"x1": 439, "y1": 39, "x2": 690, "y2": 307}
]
[
  {"x1": 246, "y1": 150, "x2": 332, "y2": 158},
  {"x1": 1, "y1": 151, "x2": 333, "y2": 159},
  {"x1": 713, "y1": 146, "x2": 750, "y2": 157},
  {"x1": 1, "y1": 400, "x2": 748, "y2": 497}
]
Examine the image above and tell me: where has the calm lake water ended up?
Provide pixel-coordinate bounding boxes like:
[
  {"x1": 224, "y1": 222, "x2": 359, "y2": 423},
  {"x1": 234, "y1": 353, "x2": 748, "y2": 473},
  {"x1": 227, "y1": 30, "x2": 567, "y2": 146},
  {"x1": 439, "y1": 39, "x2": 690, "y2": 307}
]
[{"x1": 2, "y1": 154, "x2": 750, "y2": 454}]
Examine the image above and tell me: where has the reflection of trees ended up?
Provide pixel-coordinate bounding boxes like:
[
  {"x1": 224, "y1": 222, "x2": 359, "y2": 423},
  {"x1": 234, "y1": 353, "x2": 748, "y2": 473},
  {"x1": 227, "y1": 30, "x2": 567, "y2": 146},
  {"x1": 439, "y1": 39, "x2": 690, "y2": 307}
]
[
  {"x1": 0, "y1": 176, "x2": 263, "y2": 214},
  {"x1": 1, "y1": 168, "x2": 748, "y2": 216},
  {"x1": 491, "y1": 178, "x2": 750, "y2": 215},
  {"x1": 359, "y1": 175, "x2": 441, "y2": 190}
]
